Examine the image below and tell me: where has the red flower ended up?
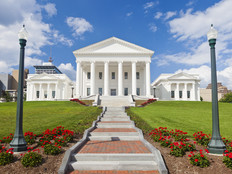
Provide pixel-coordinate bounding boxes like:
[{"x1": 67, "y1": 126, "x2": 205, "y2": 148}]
[
  {"x1": 195, "y1": 159, "x2": 198, "y2": 162},
  {"x1": 201, "y1": 154, "x2": 204, "y2": 158},
  {"x1": 188, "y1": 155, "x2": 192, "y2": 157}
]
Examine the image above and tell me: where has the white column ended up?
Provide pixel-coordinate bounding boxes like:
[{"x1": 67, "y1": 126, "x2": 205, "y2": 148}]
[
  {"x1": 132, "y1": 61, "x2": 137, "y2": 95},
  {"x1": 175, "y1": 83, "x2": 179, "y2": 100},
  {"x1": 47, "y1": 83, "x2": 50, "y2": 100},
  {"x1": 191, "y1": 83, "x2": 195, "y2": 101},
  {"x1": 39, "y1": 83, "x2": 42, "y2": 100},
  {"x1": 26, "y1": 84, "x2": 30, "y2": 101},
  {"x1": 90, "y1": 61, "x2": 95, "y2": 95},
  {"x1": 80, "y1": 65, "x2": 83, "y2": 97},
  {"x1": 146, "y1": 61, "x2": 151, "y2": 97},
  {"x1": 118, "y1": 61, "x2": 123, "y2": 96},
  {"x1": 55, "y1": 83, "x2": 58, "y2": 99},
  {"x1": 183, "y1": 83, "x2": 187, "y2": 100},
  {"x1": 104, "y1": 61, "x2": 109, "y2": 96},
  {"x1": 76, "y1": 61, "x2": 81, "y2": 97}
]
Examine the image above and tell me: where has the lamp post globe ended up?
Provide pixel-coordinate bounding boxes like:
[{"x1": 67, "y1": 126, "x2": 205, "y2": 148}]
[
  {"x1": 207, "y1": 24, "x2": 226, "y2": 154},
  {"x1": 9, "y1": 25, "x2": 28, "y2": 152}
]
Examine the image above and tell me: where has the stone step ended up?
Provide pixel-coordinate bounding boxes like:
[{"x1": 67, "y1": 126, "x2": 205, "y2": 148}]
[
  {"x1": 69, "y1": 161, "x2": 158, "y2": 171},
  {"x1": 97, "y1": 123, "x2": 134, "y2": 128},
  {"x1": 88, "y1": 136, "x2": 140, "y2": 141},
  {"x1": 101, "y1": 117, "x2": 130, "y2": 121},
  {"x1": 103, "y1": 115, "x2": 129, "y2": 118},
  {"x1": 72, "y1": 153, "x2": 155, "y2": 161}
]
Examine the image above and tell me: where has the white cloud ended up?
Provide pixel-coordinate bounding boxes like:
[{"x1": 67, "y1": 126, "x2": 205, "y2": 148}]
[
  {"x1": 164, "y1": 11, "x2": 177, "y2": 20},
  {"x1": 25, "y1": 57, "x2": 43, "y2": 67},
  {"x1": 186, "y1": 1, "x2": 195, "y2": 7},
  {"x1": 144, "y1": 2, "x2": 155, "y2": 9},
  {"x1": 126, "y1": 12, "x2": 133, "y2": 17},
  {"x1": 66, "y1": 17, "x2": 93, "y2": 38},
  {"x1": 58, "y1": 63, "x2": 76, "y2": 81},
  {"x1": 0, "y1": 0, "x2": 72, "y2": 74},
  {"x1": 176, "y1": 65, "x2": 232, "y2": 89},
  {"x1": 0, "y1": 61, "x2": 12, "y2": 73},
  {"x1": 149, "y1": 23, "x2": 157, "y2": 32},
  {"x1": 154, "y1": 12, "x2": 162, "y2": 19},
  {"x1": 43, "y1": 3, "x2": 57, "y2": 17}
]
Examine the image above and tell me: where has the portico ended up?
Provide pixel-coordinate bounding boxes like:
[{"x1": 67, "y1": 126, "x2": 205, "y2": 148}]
[{"x1": 73, "y1": 37, "x2": 154, "y2": 98}]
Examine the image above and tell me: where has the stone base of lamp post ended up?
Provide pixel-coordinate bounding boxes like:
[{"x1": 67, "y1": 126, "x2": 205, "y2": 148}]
[
  {"x1": 208, "y1": 138, "x2": 226, "y2": 154},
  {"x1": 10, "y1": 135, "x2": 27, "y2": 152}
]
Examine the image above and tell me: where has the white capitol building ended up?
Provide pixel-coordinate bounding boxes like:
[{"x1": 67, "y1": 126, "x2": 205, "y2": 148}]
[{"x1": 26, "y1": 37, "x2": 200, "y2": 105}]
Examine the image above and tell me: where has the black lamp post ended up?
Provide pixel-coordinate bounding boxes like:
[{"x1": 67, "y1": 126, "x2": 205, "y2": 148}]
[
  {"x1": 10, "y1": 25, "x2": 28, "y2": 152},
  {"x1": 207, "y1": 24, "x2": 226, "y2": 154}
]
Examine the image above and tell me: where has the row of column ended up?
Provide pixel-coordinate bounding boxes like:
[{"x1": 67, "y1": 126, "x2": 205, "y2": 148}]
[
  {"x1": 173, "y1": 83, "x2": 196, "y2": 100},
  {"x1": 76, "y1": 61, "x2": 151, "y2": 97}
]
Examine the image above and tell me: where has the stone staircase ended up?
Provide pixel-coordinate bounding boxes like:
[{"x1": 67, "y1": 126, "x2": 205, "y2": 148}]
[
  {"x1": 100, "y1": 96, "x2": 131, "y2": 107},
  {"x1": 66, "y1": 107, "x2": 167, "y2": 173}
]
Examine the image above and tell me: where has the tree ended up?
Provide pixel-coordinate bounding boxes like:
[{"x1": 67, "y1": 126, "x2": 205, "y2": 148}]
[{"x1": 219, "y1": 92, "x2": 232, "y2": 103}]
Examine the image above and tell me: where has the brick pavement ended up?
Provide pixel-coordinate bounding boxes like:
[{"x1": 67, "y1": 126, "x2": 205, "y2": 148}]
[{"x1": 78, "y1": 141, "x2": 151, "y2": 153}]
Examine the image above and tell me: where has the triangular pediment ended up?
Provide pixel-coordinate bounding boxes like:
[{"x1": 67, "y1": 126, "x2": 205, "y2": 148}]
[
  {"x1": 168, "y1": 72, "x2": 197, "y2": 80},
  {"x1": 73, "y1": 37, "x2": 154, "y2": 56}
]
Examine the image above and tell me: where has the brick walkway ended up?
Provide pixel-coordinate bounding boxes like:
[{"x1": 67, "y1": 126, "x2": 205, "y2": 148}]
[
  {"x1": 70, "y1": 170, "x2": 159, "y2": 174},
  {"x1": 78, "y1": 140, "x2": 151, "y2": 153},
  {"x1": 92, "y1": 128, "x2": 136, "y2": 132}
]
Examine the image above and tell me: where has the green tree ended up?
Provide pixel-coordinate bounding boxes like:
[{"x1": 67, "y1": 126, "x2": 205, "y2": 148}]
[{"x1": 219, "y1": 92, "x2": 232, "y2": 103}]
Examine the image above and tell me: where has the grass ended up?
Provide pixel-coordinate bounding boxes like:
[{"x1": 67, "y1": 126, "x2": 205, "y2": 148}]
[
  {"x1": 128, "y1": 101, "x2": 232, "y2": 140},
  {"x1": 0, "y1": 101, "x2": 102, "y2": 139}
]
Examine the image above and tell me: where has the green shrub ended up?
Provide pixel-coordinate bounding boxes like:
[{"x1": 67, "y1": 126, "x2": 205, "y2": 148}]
[
  {"x1": 21, "y1": 152, "x2": 42, "y2": 167},
  {"x1": 160, "y1": 139, "x2": 172, "y2": 147},
  {"x1": 43, "y1": 144, "x2": 61, "y2": 155},
  {"x1": 189, "y1": 153, "x2": 210, "y2": 168},
  {"x1": 2, "y1": 133, "x2": 14, "y2": 144},
  {"x1": 219, "y1": 92, "x2": 232, "y2": 103},
  {"x1": 223, "y1": 152, "x2": 232, "y2": 169},
  {"x1": 183, "y1": 142, "x2": 196, "y2": 152},
  {"x1": 170, "y1": 142, "x2": 186, "y2": 157},
  {"x1": 24, "y1": 131, "x2": 36, "y2": 145},
  {"x1": 0, "y1": 151, "x2": 14, "y2": 166},
  {"x1": 54, "y1": 138, "x2": 67, "y2": 147}
]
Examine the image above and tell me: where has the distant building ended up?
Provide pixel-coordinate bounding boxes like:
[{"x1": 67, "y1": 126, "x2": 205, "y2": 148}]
[
  {"x1": 11, "y1": 69, "x2": 29, "y2": 90},
  {"x1": 200, "y1": 83, "x2": 232, "y2": 101},
  {"x1": 0, "y1": 74, "x2": 12, "y2": 97},
  {"x1": 151, "y1": 72, "x2": 200, "y2": 101},
  {"x1": 26, "y1": 60, "x2": 74, "y2": 101}
]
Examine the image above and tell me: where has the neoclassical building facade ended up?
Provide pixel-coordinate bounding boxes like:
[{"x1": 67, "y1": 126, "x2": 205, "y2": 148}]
[
  {"x1": 73, "y1": 37, "x2": 154, "y2": 98},
  {"x1": 151, "y1": 72, "x2": 200, "y2": 101}
]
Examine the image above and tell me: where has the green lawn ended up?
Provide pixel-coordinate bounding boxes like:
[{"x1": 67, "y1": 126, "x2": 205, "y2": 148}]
[
  {"x1": 0, "y1": 101, "x2": 102, "y2": 139},
  {"x1": 128, "y1": 101, "x2": 232, "y2": 140}
]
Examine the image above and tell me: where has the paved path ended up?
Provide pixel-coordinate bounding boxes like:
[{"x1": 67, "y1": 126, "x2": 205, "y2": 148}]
[{"x1": 68, "y1": 107, "x2": 163, "y2": 173}]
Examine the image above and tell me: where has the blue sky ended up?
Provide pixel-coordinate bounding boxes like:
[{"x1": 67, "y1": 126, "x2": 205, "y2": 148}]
[{"x1": 0, "y1": 0, "x2": 232, "y2": 89}]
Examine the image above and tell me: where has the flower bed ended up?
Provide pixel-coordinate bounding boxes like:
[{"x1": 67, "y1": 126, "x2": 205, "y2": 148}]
[
  {"x1": 140, "y1": 98, "x2": 157, "y2": 106},
  {"x1": 70, "y1": 98, "x2": 86, "y2": 105},
  {"x1": 0, "y1": 126, "x2": 74, "y2": 168},
  {"x1": 149, "y1": 126, "x2": 231, "y2": 170}
]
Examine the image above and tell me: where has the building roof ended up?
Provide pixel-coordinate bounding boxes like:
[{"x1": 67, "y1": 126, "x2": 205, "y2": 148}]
[{"x1": 33, "y1": 65, "x2": 62, "y2": 74}]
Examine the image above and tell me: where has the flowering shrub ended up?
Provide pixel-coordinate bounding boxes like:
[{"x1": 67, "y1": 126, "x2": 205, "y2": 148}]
[
  {"x1": 170, "y1": 129, "x2": 188, "y2": 141},
  {"x1": 21, "y1": 148, "x2": 42, "y2": 167},
  {"x1": 141, "y1": 98, "x2": 157, "y2": 106},
  {"x1": 193, "y1": 131, "x2": 210, "y2": 146},
  {"x1": 183, "y1": 142, "x2": 196, "y2": 152},
  {"x1": 2, "y1": 133, "x2": 14, "y2": 144},
  {"x1": 170, "y1": 142, "x2": 186, "y2": 157},
  {"x1": 160, "y1": 138, "x2": 172, "y2": 148},
  {"x1": 70, "y1": 98, "x2": 86, "y2": 105},
  {"x1": 24, "y1": 131, "x2": 36, "y2": 145},
  {"x1": 43, "y1": 144, "x2": 61, "y2": 155},
  {"x1": 223, "y1": 151, "x2": 232, "y2": 169},
  {"x1": 54, "y1": 138, "x2": 67, "y2": 147},
  {"x1": 226, "y1": 142, "x2": 232, "y2": 152},
  {"x1": 0, "y1": 147, "x2": 14, "y2": 166},
  {"x1": 189, "y1": 149, "x2": 210, "y2": 168}
]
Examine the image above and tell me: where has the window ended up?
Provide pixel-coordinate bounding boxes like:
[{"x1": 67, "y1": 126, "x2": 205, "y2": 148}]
[
  {"x1": 52, "y1": 91, "x2": 55, "y2": 98},
  {"x1": 171, "y1": 91, "x2": 175, "y2": 98},
  {"x1": 124, "y1": 88, "x2": 128, "y2": 96},
  {"x1": 99, "y1": 88, "x2": 102, "y2": 95},
  {"x1": 136, "y1": 88, "x2": 140, "y2": 96},
  {"x1": 99, "y1": 72, "x2": 102, "y2": 79},
  {"x1": 136, "y1": 72, "x2": 140, "y2": 79},
  {"x1": 187, "y1": 91, "x2": 190, "y2": 98},
  {"x1": 111, "y1": 89, "x2": 116, "y2": 96},
  {"x1": 124, "y1": 72, "x2": 128, "y2": 79},
  {"x1": 87, "y1": 88, "x2": 90, "y2": 96},
  {"x1": 179, "y1": 91, "x2": 182, "y2": 98},
  {"x1": 112, "y1": 72, "x2": 115, "y2": 79},
  {"x1": 44, "y1": 91, "x2": 47, "y2": 98},
  {"x1": 36, "y1": 91, "x2": 39, "y2": 98},
  {"x1": 87, "y1": 72, "x2": 91, "y2": 79}
]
